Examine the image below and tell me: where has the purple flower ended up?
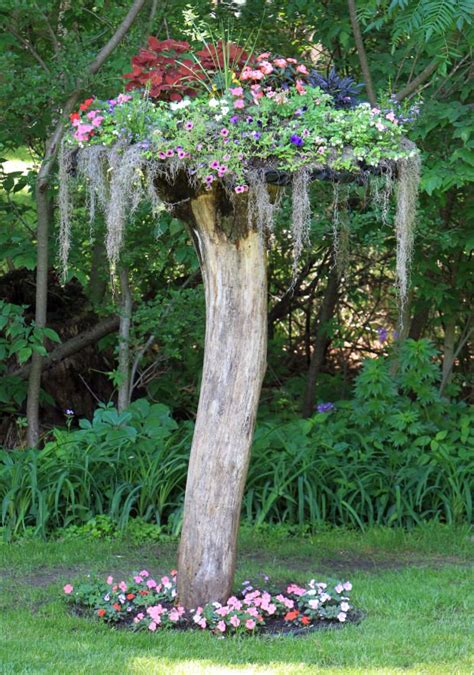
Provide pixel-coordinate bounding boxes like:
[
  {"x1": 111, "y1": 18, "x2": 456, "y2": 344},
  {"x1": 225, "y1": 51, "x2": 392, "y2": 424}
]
[
  {"x1": 230, "y1": 115, "x2": 239, "y2": 124},
  {"x1": 316, "y1": 402, "x2": 335, "y2": 413},
  {"x1": 210, "y1": 160, "x2": 220, "y2": 169},
  {"x1": 166, "y1": 149, "x2": 174, "y2": 157},
  {"x1": 290, "y1": 134, "x2": 304, "y2": 147},
  {"x1": 184, "y1": 121, "x2": 194, "y2": 130},
  {"x1": 377, "y1": 327, "x2": 389, "y2": 343},
  {"x1": 220, "y1": 128, "x2": 229, "y2": 137},
  {"x1": 253, "y1": 131, "x2": 261, "y2": 140},
  {"x1": 246, "y1": 116, "x2": 253, "y2": 123},
  {"x1": 64, "y1": 409, "x2": 74, "y2": 415}
]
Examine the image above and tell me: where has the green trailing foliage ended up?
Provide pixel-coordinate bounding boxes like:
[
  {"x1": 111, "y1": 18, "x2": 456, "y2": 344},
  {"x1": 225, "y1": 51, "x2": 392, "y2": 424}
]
[{"x1": 1, "y1": 341, "x2": 472, "y2": 540}]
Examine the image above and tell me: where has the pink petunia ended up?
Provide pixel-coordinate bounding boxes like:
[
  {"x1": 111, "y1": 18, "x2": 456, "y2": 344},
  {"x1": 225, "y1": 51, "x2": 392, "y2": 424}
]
[
  {"x1": 119, "y1": 581, "x2": 127, "y2": 592},
  {"x1": 146, "y1": 579, "x2": 157, "y2": 589},
  {"x1": 274, "y1": 58, "x2": 287, "y2": 68},
  {"x1": 337, "y1": 612, "x2": 347, "y2": 622},
  {"x1": 117, "y1": 93, "x2": 132, "y2": 104},
  {"x1": 287, "y1": 58, "x2": 297, "y2": 64},
  {"x1": 296, "y1": 64, "x2": 308, "y2": 74},
  {"x1": 216, "y1": 620, "x2": 226, "y2": 632},
  {"x1": 245, "y1": 619, "x2": 256, "y2": 630},
  {"x1": 233, "y1": 99, "x2": 245, "y2": 109},
  {"x1": 375, "y1": 122, "x2": 385, "y2": 132},
  {"x1": 134, "y1": 576, "x2": 143, "y2": 584},
  {"x1": 198, "y1": 617, "x2": 207, "y2": 629},
  {"x1": 256, "y1": 52, "x2": 271, "y2": 61},
  {"x1": 335, "y1": 584, "x2": 344, "y2": 594},
  {"x1": 63, "y1": 584, "x2": 73, "y2": 594},
  {"x1": 148, "y1": 621, "x2": 157, "y2": 631},
  {"x1": 229, "y1": 86, "x2": 243, "y2": 97},
  {"x1": 106, "y1": 576, "x2": 113, "y2": 585},
  {"x1": 343, "y1": 581, "x2": 352, "y2": 591}
]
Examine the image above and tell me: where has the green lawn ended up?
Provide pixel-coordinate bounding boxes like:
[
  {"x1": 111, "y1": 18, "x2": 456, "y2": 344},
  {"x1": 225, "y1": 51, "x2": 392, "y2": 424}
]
[{"x1": 1, "y1": 525, "x2": 472, "y2": 674}]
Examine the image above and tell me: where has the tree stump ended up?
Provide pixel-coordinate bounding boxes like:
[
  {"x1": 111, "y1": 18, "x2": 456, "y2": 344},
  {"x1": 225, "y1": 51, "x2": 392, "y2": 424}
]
[{"x1": 176, "y1": 190, "x2": 267, "y2": 608}]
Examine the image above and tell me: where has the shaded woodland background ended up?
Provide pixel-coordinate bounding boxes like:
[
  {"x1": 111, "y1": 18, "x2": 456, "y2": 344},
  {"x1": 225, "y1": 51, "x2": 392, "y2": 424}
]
[{"x1": 0, "y1": 0, "x2": 472, "y2": 442}]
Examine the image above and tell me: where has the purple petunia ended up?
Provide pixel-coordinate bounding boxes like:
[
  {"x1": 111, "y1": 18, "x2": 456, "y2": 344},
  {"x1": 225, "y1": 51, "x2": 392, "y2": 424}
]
[
  {"x1": 253, "y1": 131, "x2": 262, "y2": 140},
  {"x1": 230, "y1": 115, "x2": 239, "y2": 124},
  {"x1": 290, "y1": 134, "x2": 304, "y2": 147}
]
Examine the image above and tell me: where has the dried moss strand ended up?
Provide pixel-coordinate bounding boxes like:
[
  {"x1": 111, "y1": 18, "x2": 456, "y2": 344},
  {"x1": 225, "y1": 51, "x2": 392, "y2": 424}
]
[
  {"x1": 291, "y1": 168, "x2": 311, "y2": 278},
  {"x1": 395, "y1": 151, "x2": 421, "y2": 306},
  {"x1": 58, "y1": 141, "x2": 75, "y2": 281}
]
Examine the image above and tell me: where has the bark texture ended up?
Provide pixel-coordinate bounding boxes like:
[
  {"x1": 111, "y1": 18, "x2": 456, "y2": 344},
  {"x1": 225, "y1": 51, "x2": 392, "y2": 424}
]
[{"x1": 177, "y1": 192, "x2": 268, "y2": 608}]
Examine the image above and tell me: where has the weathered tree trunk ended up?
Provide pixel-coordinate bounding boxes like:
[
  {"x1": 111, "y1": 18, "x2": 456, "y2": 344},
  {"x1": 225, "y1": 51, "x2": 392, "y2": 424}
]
[
  {"x1": 117, "y1": 266, "x2": 132, "y2": 412},
  {"x1": 177, "y1": 192, "x2": 268, "y2": 608}
]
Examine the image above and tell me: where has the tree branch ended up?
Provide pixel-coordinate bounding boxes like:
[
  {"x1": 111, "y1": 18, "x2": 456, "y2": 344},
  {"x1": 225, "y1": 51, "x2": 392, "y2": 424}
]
[
  {"x1": 11, "y1": 316, "x2": 120, "y2": 381},
  {"x1": 347, "y1": 0, "x2": 377, "y2": 107},
  {"x1": 89, "y1": 0, "x2": 147, "y2": 74},
  {"x1": 395, "y1": 59, "x2": 439, "y2": 102}
]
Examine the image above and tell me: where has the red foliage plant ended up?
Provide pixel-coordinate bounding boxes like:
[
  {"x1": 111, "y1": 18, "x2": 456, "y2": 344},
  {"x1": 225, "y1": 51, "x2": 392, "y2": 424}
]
[{"x1": 123, "y1": 36, "x2": 251, "y2": 101}]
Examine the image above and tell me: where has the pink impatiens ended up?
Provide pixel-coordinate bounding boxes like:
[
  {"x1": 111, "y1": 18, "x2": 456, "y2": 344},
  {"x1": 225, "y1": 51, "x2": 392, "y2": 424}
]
[{"x1": 63, "y1": 569, "x2": 354, "y2": 635}]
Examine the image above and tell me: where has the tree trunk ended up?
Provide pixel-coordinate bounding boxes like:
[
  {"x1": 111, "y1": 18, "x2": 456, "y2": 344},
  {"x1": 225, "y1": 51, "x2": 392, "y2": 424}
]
[
  {"x1": 24, "y1": 0, "x2": 147, "y2": 447},
  {"x1": 302, "y1": 264, "x2": 339, "y2": 418},
  {"x1": 117, "y1": 266, "x2": 132, "y2": 412},
  {"x1": 177, "y1": 192, "x2": 267, "y2": 608}
]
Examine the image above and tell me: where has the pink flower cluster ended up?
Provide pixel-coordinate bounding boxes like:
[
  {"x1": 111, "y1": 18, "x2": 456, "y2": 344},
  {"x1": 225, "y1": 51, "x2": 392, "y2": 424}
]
[
  {"x1": 64, "y1": 570, "x2": 354, "y2": 635},
  {"x1": 234, "y1": 52, "x2": 312, "y2": 107}
]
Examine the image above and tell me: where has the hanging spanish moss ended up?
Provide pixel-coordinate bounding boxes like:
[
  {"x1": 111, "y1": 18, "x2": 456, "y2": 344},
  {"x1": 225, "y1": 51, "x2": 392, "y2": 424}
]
[
  {"x1": 371, "y1": 164, "x2": 394, "y2": 225},
  {"x1": 247, "y1": 168, "x2": 280, "y2": 235},
  {"x1": 76, "y1": 145, "x2": 110, "y2": 225},
  {"x1": 58, "y1": 140, "x2": 75, "y2": 280},
  {"x1": 291, "y1": 168, "x2": 311, "y2": 277},
  {"x1": 58, "y1": 141, "x2": 421, "y2": 305},
  {"x1": 394, "y1": 149, "x2": 421, "y2": 306}
]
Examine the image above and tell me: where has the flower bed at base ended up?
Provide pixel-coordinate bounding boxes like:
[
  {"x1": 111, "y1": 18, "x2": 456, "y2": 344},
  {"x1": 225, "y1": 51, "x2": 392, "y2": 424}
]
[{"x1": 64, "y1": 570, "x2": 358, "y2": 637}]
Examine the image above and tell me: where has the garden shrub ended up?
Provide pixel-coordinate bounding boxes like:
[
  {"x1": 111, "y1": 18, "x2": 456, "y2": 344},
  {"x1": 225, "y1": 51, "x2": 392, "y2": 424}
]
[{"x1": 1, "y1": 340, "x2": 472, "y2": 538}]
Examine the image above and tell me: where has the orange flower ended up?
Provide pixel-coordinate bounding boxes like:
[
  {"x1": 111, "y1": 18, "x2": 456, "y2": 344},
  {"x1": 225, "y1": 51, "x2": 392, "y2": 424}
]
[
  {"x1": 301, "y1": 616, "x2": 311, "y2": 625},
  {"x1": 139, "y1": 590, "x2": 149, "y2": 596},
  {"x1": 113, "y1": 603, "x2": 121, "y2": 611},
  {"x1": 97, "y1": 609, "x2": 106, "y2": 617},
  {"x1": 284, "y1": 610, "x2": 300, "y2": 621},
  {"x1": 126, "y1": 593, "x2": 135, "y2": 600}
]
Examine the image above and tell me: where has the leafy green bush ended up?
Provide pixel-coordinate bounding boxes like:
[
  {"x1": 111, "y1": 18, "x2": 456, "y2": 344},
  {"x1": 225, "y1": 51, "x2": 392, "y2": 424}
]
[
  {"x1": 1, "y1": 340, "x2": 472, "y2": 538},
  {"x1": 245, "y1": 340, "x2": 473, "y2": 528},
  {"x1": 0, "y1": 399, "x2": 191, "y2": 540}
]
